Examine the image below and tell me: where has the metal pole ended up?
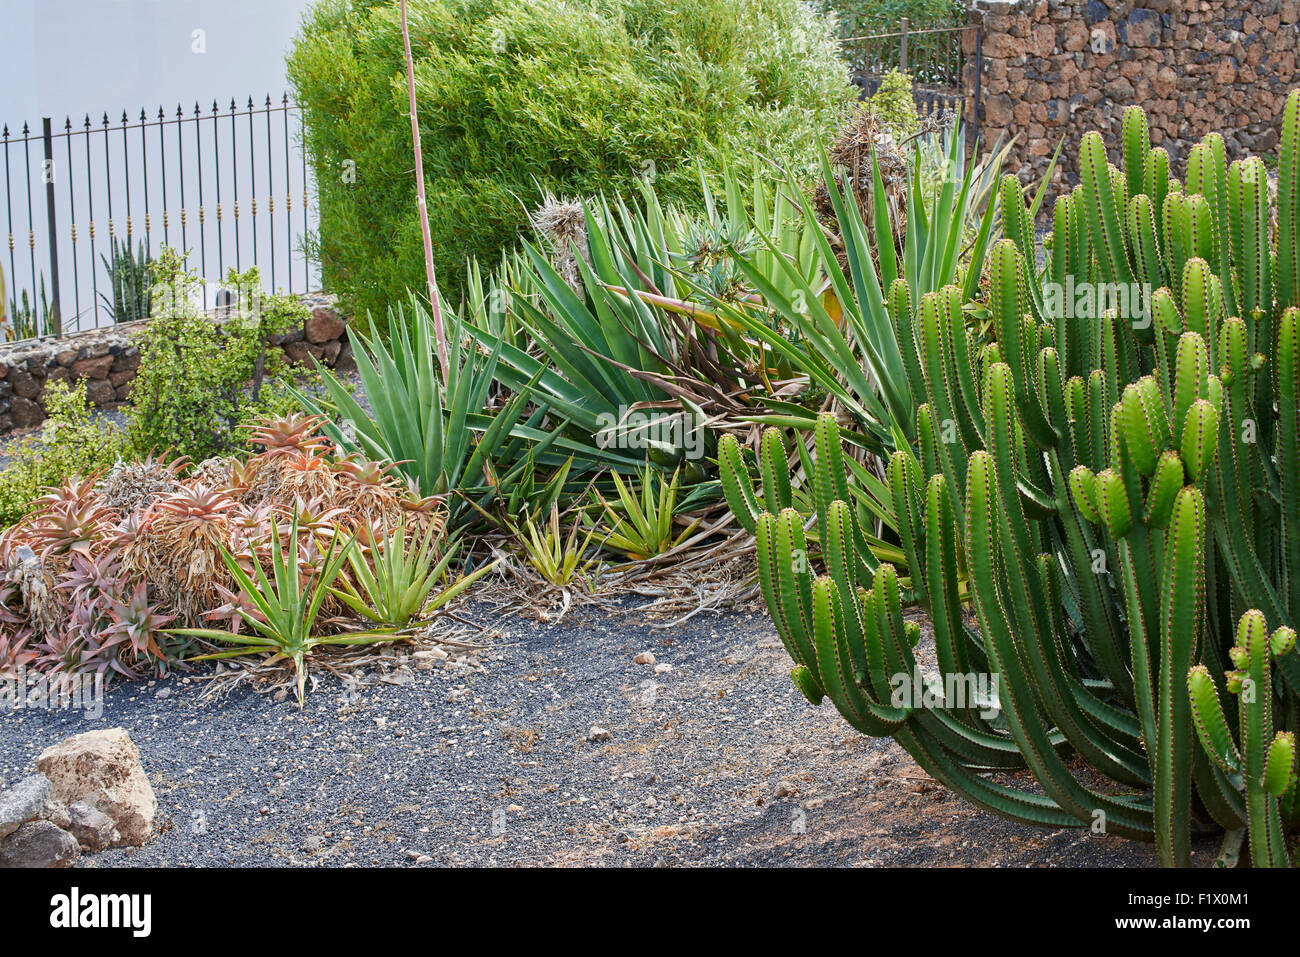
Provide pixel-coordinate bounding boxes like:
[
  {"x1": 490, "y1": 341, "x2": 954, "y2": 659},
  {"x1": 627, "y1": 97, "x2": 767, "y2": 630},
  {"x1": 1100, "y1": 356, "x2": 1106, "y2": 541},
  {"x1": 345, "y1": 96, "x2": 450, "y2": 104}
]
[
  {"x1": 41, "y1": 118, "x2": 61, "y2": 337},
  {"x1": 64, "y1": 118, "x2": 79, "y2": 326},
  {"x1": 972, "y1": 22, "x2": 983, "y2": 155},
  {"x1": 900, "y1": 17, "x2": 909, "y2": 73}
]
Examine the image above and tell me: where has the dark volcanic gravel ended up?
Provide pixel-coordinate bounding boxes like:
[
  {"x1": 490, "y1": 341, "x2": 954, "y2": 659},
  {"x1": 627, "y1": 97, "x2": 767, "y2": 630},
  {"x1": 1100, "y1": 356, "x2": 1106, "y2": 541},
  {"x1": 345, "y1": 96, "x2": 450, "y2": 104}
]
[{"x1": 0, "y1": 599, "x2": 1211, "y2": 868}]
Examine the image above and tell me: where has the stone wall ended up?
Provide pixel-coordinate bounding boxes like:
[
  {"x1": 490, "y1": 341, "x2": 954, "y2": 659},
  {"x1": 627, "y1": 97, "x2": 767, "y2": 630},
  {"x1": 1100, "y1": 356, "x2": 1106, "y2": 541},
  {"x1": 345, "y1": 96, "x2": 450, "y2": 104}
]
[
  {"x1": 970, "y1": 0, "x2": 1300, "y2": 187},
  {"x1": 0, "y1": 294, "x2": 352, "y2": 433}
]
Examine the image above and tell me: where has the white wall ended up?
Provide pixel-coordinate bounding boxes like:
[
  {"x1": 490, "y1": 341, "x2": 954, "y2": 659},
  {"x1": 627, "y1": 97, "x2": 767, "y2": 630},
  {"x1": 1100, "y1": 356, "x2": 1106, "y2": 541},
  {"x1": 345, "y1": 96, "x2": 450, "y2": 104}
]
[
  {"x1": 0, "y1": 0, "x2": 323, "y2": 329},
  {"x1": 2, "y1": 0, "x2": 318, "y2": 127}
]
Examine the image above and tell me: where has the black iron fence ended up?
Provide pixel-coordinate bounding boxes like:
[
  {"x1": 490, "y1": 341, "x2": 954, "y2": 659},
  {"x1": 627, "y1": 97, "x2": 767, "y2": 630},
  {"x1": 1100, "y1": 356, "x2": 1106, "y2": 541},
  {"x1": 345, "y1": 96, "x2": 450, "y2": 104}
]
[
  {"x1": 843, "y1": 19, "x2": 982, "y2": 141},
  {"x1": 1, "y1": 95, "x2": 318, "y2": 343}
]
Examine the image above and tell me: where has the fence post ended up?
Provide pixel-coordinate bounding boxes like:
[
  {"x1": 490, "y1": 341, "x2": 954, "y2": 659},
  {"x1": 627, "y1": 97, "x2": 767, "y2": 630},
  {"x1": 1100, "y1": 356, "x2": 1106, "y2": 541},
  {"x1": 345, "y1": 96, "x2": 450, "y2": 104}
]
[
  {"x1": 900, "y1": 17, "x2": 909, "y2": 72},
  {"x1": 969, "y1": 17, "x2": 983, "y2": 157},
  {"x1": 41, "y1": 117, "x2": 61, "y2": 337},
  {"x1": 973, "y1": 25, "x2": 983, "y2": 144}
]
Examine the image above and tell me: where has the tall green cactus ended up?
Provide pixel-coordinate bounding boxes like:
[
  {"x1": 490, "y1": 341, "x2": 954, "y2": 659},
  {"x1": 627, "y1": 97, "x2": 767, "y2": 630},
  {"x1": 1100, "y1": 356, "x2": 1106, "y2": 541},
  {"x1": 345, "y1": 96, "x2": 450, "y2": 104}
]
[{"x1": 722, "y1": 92, "x2": 1300, "y2": 866}]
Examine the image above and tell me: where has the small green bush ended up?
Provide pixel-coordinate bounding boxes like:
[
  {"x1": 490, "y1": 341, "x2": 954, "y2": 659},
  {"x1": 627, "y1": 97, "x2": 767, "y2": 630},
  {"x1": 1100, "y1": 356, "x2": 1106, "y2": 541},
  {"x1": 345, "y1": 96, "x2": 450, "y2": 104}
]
[
  {"x1": 0, "y1": 379, "x2": 128, "y2": 525},
  {"x1": 125, "y1": 249, "x2": 305, "y2": 461},
  {"x1": 869, "y1": 70, "x2": 919, "y2": 143},
  {"x1": 288, "y1": 0, "x2": 856, "y2": 322}
]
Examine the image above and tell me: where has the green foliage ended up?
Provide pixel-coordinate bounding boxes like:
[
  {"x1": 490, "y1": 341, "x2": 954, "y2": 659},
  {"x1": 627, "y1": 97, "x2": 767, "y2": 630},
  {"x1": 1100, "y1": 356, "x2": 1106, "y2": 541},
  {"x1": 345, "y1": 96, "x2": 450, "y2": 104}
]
[
  {"x1": 587, "y1": 467, "x2": 699, "y2": 561},
  {"x1": 469, "y1": 160, "x2": 884, "y2": 470},
  {"x1": 716, "y1": 127, "x2": 1005, "y2": 451},
  {"x1": 294, "y1": 293, "x2": 633, "y2": 532},
  {"x1": 1189, "y1": 613, "x2": 1298, "y2": 868},
  {"x1": 511, "y1": 504, "x2": 601, "y2": 587},
  {"x1": 333, "y1": 522, "x2": 499, "y2": 628},
  {"x1": 287, "y1": 0, "x2": 855, "y2": 321},
  {"x1": 125, "y1": 248, "x2": 303, "y2": 460},
  {"x1": 868, "y1": 70, "x2": 919, "y2": 143},
  {"x1": 0, "y1": 380, "x2": 128, "y2": 526},
  {"x1": 819, "y1": 0, "x2": 963, "y2": 35},
  {"x1": 722, "y1": 94, "x2": 1300, "y2": 867},
  {"x1": 5, "y1": 274, "x2": 53, "y2": 341},
  {"x1": 914, "y1": 123, "x2": 1013, "y2": 257}
]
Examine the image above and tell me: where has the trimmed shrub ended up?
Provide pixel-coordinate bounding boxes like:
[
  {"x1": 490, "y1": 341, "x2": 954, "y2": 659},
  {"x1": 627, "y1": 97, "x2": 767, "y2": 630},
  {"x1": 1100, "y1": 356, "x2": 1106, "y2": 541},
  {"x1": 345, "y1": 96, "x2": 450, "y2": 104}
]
[{"x1": 287, "y1": 0, "x2": 855, "y2": 322}]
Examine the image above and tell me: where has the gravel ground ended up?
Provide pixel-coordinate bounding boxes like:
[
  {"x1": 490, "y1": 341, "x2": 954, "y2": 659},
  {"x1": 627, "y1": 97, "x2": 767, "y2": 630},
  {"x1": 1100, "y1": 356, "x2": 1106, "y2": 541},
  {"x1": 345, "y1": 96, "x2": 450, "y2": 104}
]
[{"x1": 0, "y1": 598, "x2": 1214, "y2": 868}]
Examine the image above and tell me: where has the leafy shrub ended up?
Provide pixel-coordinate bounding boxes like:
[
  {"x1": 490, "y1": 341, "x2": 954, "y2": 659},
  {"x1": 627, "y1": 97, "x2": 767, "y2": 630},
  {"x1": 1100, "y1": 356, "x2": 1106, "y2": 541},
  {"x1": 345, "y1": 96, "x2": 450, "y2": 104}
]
[
  {"x1": 868, "y1": 70, "x2": 919, "y2": 143},
  {"x1": 0, "y1": 380, "x2": 129, "y2": 526},
  {"x1": 126, "y1": 248, "x2": 304, "y2": 461},
  {"x1": 287, "y1": 0, "x2": 855, "y2": 322}
]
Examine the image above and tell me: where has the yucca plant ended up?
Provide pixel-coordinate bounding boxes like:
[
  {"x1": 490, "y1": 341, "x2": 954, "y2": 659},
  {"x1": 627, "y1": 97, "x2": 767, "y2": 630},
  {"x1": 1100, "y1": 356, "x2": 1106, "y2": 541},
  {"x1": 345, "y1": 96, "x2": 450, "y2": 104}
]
[
  {"x1": 467, "y1": 164, "x2": 831, "y2": 466},
  {"x1": 914, "y1": 121, "x2": 1017, "y2": 254},
  {"x1": 707, "y1": 116, "x2": 1022, "y2": 451},
  {"x1": 332, "y1": 521, "x2": 499, "y2": 627},
  {"x1": 170, "y1": 513, "x2": 394, "y2": 705},
  {"x1": 99, "y1": 237, "x2": 153, "y2": 324},
  {"x1": 293, "y1": 294, "x2": 633, "y2": 530},
  {"x1": 721, "y1": 94, "x2": 1300, "y2": 867}
]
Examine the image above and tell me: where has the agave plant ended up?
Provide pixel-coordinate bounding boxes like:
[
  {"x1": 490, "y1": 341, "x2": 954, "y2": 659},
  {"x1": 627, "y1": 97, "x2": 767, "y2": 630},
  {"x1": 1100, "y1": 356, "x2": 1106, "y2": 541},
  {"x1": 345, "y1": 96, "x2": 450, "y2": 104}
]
[
  {"x1": 467, "y1": 165, "x2": 831, "y2": 465},
  {"x1": 123, "y1": 484, "x2": 243, "y2": 626},
  {"x1": 18, "y1": 476, "x2": 114, "y2": 561},
  {"x1": 5, "y1": 274, "x2": 53, "y2": 341},
  {"x1": 588, "y1": 467, "x2": 700, "y2": 562},
  {"x1": 2, "y1": 409, "x2": 455, "y2": 688},
  {"x1": 294, "y1": 294, "x2": 633, "y2": 530},
  {"x1": 99, "y1": 237, "x2": 153, "y2": 324},
  {"x1": 710, "y1": 111, "x2": 1020, "y2": 449},
  {"x1": 243, "y1": 412, "x2": 333, "y2": 457},
  {"x1": 721, "y1": 93, "x2": 1300, "y2": 868},
  {"x1": 511, "y1": 503, "x2": 601, "y2": 587},
  {"x1": 332, "y1": 521, "x2": 498, "y2": 628}
]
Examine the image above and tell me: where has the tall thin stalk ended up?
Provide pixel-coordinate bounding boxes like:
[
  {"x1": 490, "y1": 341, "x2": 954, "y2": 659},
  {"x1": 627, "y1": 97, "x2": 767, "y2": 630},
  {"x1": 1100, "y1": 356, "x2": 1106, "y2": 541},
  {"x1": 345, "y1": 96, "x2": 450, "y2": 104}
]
[{"x1": 399, "y1": 0, "x2": 449, "y2": 379}]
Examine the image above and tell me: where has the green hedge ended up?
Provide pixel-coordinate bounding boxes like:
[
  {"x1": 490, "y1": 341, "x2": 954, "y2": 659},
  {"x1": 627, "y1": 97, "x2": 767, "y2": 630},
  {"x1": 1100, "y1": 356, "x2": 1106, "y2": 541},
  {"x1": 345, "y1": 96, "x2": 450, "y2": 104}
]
[{"x1": 288, "y1": 0, "x2": 855, "y2": 322}]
